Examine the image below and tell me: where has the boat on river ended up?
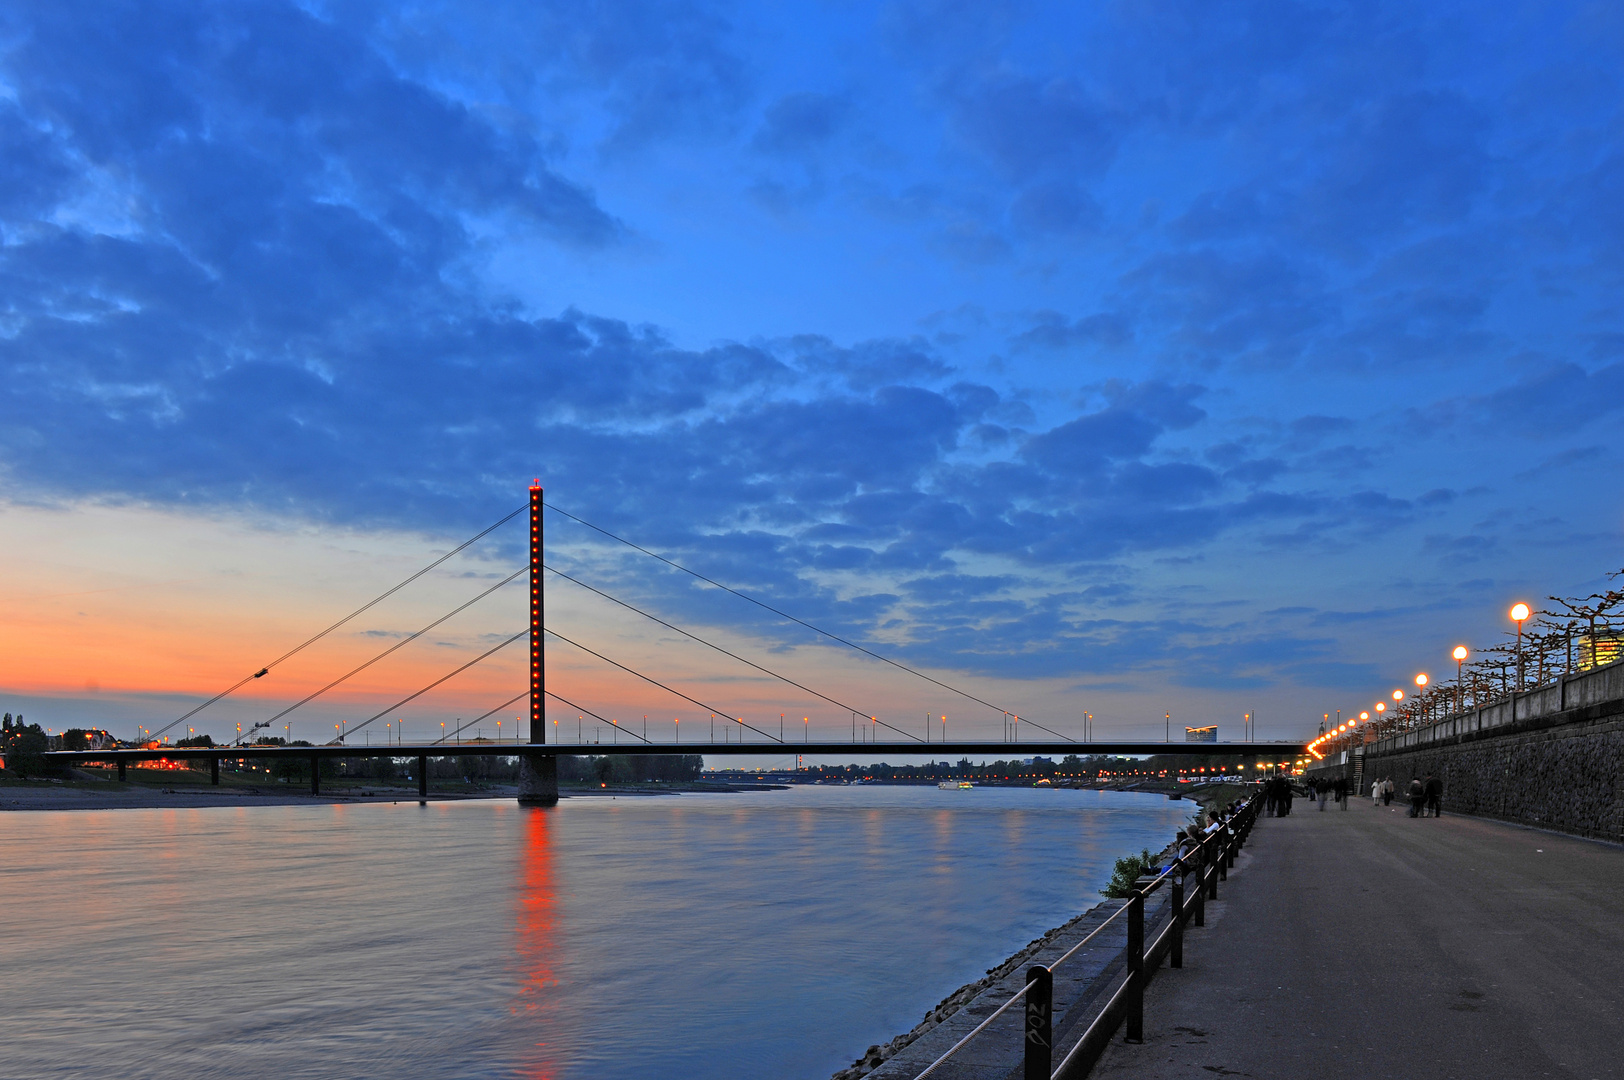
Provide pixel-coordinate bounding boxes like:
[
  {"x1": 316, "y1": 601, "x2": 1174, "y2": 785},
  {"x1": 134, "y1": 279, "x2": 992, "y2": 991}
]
[{"x1": 937, "y1": 780, "x2": 975, "y2": 790}]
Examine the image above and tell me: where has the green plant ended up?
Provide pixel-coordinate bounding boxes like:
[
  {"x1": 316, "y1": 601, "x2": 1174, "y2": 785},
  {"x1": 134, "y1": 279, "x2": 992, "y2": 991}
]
[{"x1": 1100, "y1": 848, "x2": 1158, "y2": 898}]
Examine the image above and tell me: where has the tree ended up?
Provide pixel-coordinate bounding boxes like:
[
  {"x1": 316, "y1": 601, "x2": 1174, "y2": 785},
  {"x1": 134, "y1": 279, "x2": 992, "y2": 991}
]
[{"x1": 2, "y1": 721, "x2": 53, "y2": 777}]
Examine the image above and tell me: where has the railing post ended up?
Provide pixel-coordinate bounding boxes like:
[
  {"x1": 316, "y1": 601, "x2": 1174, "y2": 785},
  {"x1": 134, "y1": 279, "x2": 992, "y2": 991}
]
[
  {"x1": 1206, "y1": 835, "x2": 1219, "y2": 900},
  {"x1": 1124, "y1": 889, "x2": 1145, "y2": 1043},
  {"x1": 1194, "y1": 848, "x2": 1206, "y2": 926},
  {"x1": 1170, "y1": 872, "x2": 1184, "y2": 969},
  {"x1": 418, "y1": 755, "x2": 428, "y2": 800},
  {"x1": 1024, "y1": 965, "x2": 1053, "y2": 1079}
]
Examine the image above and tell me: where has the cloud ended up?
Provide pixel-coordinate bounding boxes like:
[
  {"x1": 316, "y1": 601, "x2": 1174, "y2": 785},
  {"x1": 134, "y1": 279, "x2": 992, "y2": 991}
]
[{"x1": 753, "y1": 92, "x2": 850, "y2": 155}]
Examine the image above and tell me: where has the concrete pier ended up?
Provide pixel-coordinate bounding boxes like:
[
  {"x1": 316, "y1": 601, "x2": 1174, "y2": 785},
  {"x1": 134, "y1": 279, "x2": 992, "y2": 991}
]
[
  {"x1": 1090, "y1": 801, "x2": 1624, "y2": 1079},
  {"x1": 516, "y1": 754, "x2": 558, "y2": 806}
]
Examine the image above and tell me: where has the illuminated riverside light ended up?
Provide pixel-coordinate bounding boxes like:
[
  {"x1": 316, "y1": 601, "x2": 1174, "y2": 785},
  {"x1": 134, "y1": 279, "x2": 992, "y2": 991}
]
[
  {"x1": 1415, "y1": 673, "x2": 1429, "y2": 688},
  {"x1": 1510, "y1": 602, "x2": 1531, "y2": 624},
  {"x1": 1453, "y1": 646, "x2": 1469, "y2": 662},
  {"x1": 1393, "y1": 690, "x2": 1405, "y2": 702}
]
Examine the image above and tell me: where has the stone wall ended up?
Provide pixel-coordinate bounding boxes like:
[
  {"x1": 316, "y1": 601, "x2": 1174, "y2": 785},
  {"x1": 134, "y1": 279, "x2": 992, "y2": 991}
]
[{"x1": 1357, "y1": 699, "x2": 1624, "y2": 843}]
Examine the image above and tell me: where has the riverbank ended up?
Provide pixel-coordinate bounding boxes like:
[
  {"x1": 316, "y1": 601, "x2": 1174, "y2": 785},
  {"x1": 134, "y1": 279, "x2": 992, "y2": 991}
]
[{"x1": 824, "y1": 786, "x2": 1245, "y2": 1080}]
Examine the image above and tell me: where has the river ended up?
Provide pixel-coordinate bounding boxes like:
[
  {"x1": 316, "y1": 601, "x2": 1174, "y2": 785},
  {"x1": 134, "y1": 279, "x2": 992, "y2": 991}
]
[{"x1": 2, "y1": 784, "x2": 1193, "y2": 1079}]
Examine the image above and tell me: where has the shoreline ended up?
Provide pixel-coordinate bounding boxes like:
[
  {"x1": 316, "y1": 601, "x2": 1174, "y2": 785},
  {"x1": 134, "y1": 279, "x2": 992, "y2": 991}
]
[{"x1": 826, "y1": 781, "x2": 1245, "y2": 1079}]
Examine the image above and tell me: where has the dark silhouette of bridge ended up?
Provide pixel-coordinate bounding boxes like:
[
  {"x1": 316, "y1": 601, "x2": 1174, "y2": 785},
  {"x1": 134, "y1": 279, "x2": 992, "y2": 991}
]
[{"x1": 48, "y1": 482, "x2": 1302, "y2": 801}]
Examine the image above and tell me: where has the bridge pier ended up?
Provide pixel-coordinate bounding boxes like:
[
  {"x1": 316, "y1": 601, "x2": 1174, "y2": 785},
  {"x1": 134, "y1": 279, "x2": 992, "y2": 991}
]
[
  {"x1": 418, "y1": 755, "x2": 427, "y2": 800},
  {"x1": 117, "y1": 759, "x2": 126, "y2": 782},
  {"x1": 310, "y1": 754, "x2": 320, "y2": 796},
  {"x1": 517, "y1": 754, "x2": 557, "y2": 807},
  {"x1": 210, "y1": 757, "x2": 219, "y2": 785}
]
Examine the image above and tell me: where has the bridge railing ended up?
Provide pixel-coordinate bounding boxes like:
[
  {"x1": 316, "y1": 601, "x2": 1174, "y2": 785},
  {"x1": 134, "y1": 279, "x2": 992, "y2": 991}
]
[{"x1": 911, "y1": 791, "x2": 1263, "y2": 1080}]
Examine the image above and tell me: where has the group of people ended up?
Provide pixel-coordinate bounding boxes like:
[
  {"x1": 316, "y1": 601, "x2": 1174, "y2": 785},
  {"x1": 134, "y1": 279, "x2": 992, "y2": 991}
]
[
  {"x1": 1265, "y1": 772, "x2": 1445, "y2": 819},
  {"x1": 1363, "y1": 775, "x2": 1443, "y2": 816},
  {"x1": 1262, "y1": 774, "x2": 1296, "y2": 816},
  {"x1": 1308, "y1": 775, "x2": 1352, "y2": 810}
]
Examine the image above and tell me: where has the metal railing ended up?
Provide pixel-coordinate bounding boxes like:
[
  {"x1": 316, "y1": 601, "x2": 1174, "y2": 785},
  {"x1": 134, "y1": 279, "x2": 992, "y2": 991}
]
[{"x1": 912, "y1": 791, "x2": 1263, "y2": 1080}]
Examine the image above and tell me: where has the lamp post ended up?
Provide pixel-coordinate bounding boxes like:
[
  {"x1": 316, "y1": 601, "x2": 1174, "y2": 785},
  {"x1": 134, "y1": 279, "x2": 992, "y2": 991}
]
[
  {"x1": 1452, "y1": 646, "x2": 1469, "y2": 713},
  {"x1": 1510, "y1": 603, "x2": 1531, "y2": 689},
  {"x1": 1414, "y1": 674, "x2": 1429, "y2": 721}
]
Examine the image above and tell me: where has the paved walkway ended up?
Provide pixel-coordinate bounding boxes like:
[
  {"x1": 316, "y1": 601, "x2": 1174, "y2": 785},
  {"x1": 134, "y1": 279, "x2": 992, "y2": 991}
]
[{"x1": 1091, "y1": 800, "x2": 1624, "y2": 1080}]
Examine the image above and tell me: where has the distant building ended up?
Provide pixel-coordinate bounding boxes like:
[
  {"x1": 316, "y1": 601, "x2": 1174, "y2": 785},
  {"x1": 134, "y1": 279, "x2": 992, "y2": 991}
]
[
  {"x1": 1578, "y1": 632, "x2": 1621, "y2": 672},
  {"x1": 1185, "y1": 725, "x2": 1218, "y2": 743}
]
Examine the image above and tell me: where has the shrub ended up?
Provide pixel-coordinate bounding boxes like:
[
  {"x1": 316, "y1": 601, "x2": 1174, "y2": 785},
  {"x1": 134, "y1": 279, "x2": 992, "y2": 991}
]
[{"x1": 1100, "y1": 848, "x2": 1159, "y2": 898}]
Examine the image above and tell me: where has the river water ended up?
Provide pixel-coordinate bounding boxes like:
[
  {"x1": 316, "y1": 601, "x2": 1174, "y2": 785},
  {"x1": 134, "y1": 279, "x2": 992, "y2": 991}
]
[{"x1": 2, "y1": 785, "x2": 1192, "y2": 1079}]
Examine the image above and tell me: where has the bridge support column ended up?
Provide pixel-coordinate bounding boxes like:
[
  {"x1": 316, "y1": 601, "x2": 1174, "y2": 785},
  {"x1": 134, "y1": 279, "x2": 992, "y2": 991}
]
[
  {"x1": 518, "y1": 754, "x2": 558, "y2": 807},
  {"x1": 418, "y1": 755, "x2": 428, "y2": 800},
  {"x1": 211, "y1": 757, "x2": 220, "y2": 785},
  {"x1": 311, "y1": 754, "x2": 320, "y2": 796},
  {"x1": 117, "y1": 759, "x2": 126, "y2": 782},
  {"x1": 518, "y1": 481, "x2": 557, "y2": 808}
]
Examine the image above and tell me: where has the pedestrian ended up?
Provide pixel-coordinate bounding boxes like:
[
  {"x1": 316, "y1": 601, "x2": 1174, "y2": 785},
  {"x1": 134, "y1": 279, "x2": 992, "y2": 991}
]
[
  {"x1": 1317, "y1": 778, "x2": 1328, "y2": 811},
  {"x1": 1336, "y1": 775, "x2": 1349, "y2": 810},
  {"x1": 1382, "y1": 778, "x2": 1394, "y2": 806},
  {"x1": 1424, "y1": 772, "x2": 1443, "y2": 818},
  {"x1": 1407, "y1": 776, "x2": 1424, "y2": 818},
  {"x1": 1280, "y1": 779, "x2": 1293, "y2": 816},
  {"x1": 1371, "y1": 778, "x2": 1381, "y2": 806}
]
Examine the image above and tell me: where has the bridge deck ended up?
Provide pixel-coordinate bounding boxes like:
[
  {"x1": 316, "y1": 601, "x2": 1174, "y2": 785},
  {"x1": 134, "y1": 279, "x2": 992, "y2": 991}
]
[
  {"x1": 1089, "y1": 798, "x2": 1624, "y2": 1079},
  {"x1": 48, "y1": 740, "x2": 1304, "y2": 762}
]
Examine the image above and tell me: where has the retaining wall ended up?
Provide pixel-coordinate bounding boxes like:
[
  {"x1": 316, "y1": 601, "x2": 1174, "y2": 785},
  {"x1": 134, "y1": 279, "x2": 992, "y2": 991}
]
[{"x1": 1347, "y1": 658, "x2": 1624, "y2": 843}]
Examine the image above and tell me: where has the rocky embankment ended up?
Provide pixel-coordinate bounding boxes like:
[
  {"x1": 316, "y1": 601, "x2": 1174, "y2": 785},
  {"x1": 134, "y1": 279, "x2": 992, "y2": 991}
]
[{"x1": 828, "y1": 907, "x2": 1119, "y2": 1080}]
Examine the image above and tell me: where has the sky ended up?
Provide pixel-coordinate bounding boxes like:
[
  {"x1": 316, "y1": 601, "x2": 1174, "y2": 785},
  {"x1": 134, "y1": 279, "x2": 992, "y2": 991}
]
[{"x1": 2, "y1": 0, "x2": 1622, "y2": 761}]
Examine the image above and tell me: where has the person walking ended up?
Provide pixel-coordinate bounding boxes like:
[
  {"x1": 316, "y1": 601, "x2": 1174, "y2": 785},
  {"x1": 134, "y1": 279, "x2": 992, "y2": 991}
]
[
  {"x1": 1407, "y1": 776, "x2": 1424, "y2": 818},
  {"x1": 1336, "y1": 775, "x2": 1349, "y2": 810},
  {"x1": 1371, "y1": 778, "x2": 1381, "y2": 806},
  {"x1": 1317, "y1": 778, "x2": 1328, "y2": 811},
  {"x1": 1424, "y1": 772, "x2": 1443, "y2": 818},
  {"x1": 1382, "y1": 778, "x2": 1394, "y2": 806}
]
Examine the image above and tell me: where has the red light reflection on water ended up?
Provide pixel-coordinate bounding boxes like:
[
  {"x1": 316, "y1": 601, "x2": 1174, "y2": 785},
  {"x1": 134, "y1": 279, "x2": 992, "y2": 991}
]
[{"x1": 514, "y1": 808, "x2": 560, "y2": 1080}]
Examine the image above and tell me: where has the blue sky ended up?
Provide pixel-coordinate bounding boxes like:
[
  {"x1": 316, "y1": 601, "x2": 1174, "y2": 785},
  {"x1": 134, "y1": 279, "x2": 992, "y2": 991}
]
[{"x1": 2, "y1": 0, "x2": 1622, "y2": 747}]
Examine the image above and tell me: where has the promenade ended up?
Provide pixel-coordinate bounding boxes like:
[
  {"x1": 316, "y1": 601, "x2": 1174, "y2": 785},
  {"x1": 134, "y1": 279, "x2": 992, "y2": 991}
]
[{"x1": 1092, "y1": 798, "x2": 1624, "y2": 1080}]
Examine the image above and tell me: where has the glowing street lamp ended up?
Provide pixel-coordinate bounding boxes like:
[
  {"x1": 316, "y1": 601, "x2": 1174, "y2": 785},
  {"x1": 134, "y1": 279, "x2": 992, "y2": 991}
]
[{"x1": 1510, "y1": 602, "x2": 1532, "y2": 687}]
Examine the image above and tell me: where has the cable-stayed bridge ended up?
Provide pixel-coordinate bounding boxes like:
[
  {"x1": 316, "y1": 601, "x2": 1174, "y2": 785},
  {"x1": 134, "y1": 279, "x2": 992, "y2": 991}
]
[{"x1": 49, "y1": 482, "x2": 1303, "y2": 803}]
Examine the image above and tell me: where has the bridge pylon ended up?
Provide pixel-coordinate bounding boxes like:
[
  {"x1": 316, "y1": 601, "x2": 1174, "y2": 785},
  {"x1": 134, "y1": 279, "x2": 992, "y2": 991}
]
[{"x1": 517, "y1": 479, "x2": 559, "y2": 806}]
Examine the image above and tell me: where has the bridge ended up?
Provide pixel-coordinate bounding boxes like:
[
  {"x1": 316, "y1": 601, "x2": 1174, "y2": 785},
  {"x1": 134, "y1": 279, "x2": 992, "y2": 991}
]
[{"x1": 46, "y1": 481, "x2": 1301, "y2": 803}]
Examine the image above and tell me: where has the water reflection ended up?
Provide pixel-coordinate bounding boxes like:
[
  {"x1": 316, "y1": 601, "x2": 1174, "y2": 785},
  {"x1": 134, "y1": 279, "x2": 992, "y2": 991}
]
[{"x1": 514, "y1": 807, "x2": 561, "y2": 1080}]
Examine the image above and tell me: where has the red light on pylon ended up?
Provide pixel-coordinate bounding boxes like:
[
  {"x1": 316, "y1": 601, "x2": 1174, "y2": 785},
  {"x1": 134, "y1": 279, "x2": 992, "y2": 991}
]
[{"x1": 530, "y1": 478, "x2": 542, "y2": 490}]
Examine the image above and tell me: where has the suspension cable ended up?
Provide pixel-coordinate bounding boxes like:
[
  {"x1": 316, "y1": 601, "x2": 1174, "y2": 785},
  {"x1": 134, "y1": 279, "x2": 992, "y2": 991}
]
[
  {"x1": 544, "y1": 628, "x2": 792, "y2": 743},
  {"x1": 545, "y1": 563, "x2": 881, "y2": 729},
  {"x1": 433, "y1": 690, "x2": 529, "y2": 744},
  {"x1": 544, "y1": 690, "x2": 652, "y2": 743},
  {"x1": 335, "y1": 628, "x2": 528, "y2": 743},
  {"x1": 265, "y1": 567, "x2": 525, "y2": 727},
  {"x1": 544, "y1": 502, "x2": 1069, "y2": 741},
  {"x1": 151, "y1": 504, "x2": 526, "y2": 741}
]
